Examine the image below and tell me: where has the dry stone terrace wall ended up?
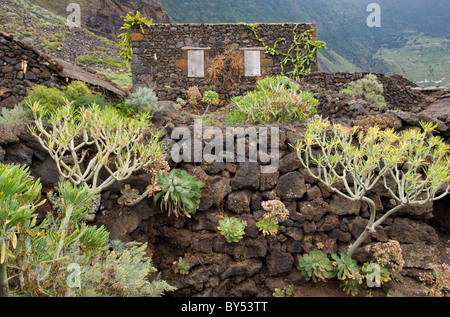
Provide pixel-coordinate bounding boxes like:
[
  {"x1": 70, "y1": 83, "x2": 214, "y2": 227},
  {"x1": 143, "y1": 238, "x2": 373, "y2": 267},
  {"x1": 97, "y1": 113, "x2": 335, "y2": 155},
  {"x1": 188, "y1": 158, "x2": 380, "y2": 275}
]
[
  {"x1": 131, "y1": 23, "x2": 318, "y2": 101},
  {"x1": 0, "y1": 31, "x2": 67, "y2": 109},
  {"x1": 144, "y1": 123, "x2": 448, "y2": 296},
  {"x1": 302, "y1": 72, "x2": 427, "y2": 113},
  {"x1": 0, "y1": 117, "x2": 448, "y2": 296}
]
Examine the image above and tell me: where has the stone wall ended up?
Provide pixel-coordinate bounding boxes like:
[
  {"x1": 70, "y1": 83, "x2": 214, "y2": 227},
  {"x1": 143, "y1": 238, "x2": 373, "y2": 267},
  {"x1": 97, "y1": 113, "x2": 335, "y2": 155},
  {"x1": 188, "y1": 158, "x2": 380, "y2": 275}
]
[
  {"x1": 302, "y1": 72, "x2": 426, "y2": 113},
  {"x1": 141, "y1": 123, "x2": 447, "y2": 296},
  {"x1": 0, "y1": 31, "x2": 67, "y2": 110},
  {"x1": 131, "y1": 23, "x2": 318, "y2": 101},
  {"x1": 1, "y1": 116, "x2": 446, "y2": 297}
]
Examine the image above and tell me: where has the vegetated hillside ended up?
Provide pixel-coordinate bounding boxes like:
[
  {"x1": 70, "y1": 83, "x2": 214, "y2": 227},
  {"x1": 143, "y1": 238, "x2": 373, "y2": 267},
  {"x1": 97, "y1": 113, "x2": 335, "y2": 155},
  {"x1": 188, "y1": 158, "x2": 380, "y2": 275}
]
[
  {"x1": 0, "y1": 0, "x2": 147, "y2": 88},
  {"x1": 160, "y1": 0, "x2": 450, "y2": 86},
  {"x1": 27, "y1": 0, "x2": 171, "y2": 38}
]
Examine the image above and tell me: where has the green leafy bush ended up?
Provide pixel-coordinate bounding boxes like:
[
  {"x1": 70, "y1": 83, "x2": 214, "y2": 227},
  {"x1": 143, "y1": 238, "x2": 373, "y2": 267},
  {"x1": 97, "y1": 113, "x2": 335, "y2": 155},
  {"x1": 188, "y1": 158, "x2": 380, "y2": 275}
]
[
  {"x1": 118, "y1": 184, "x2": 141, "y2": 206},
  {"x1": 71, "y1": 95, "x2": 108, "y2": 110},
  {"x1": 174, "y1": 257, "x2": 190, "y2": 275},
  {"x1": 23, "y1": 85, "x2": 67, "y2": 116},
  {"x1": 0, "y1": 163, "x2": 43, "y2": 297},
  {"x1": 218, "y1": 217, "x2": 247, "y2": 243},
  {"x1": 65, "y1": 80, "x2": 92, "y2": 100},
  {"x1": 273, "y1": 284, "x2": 295, "y2": 297},
  {"x1": 125, "y1": 86, "x2": 162, "y2": 115},
  {"x1": 0, "y1": 166, "x2": 110, "y2": 297},
  {"x1": 231, "y1": 75, "x2": 318, "y2": 124},
  {"x1": 154, "y1": 169, "x2": 204, "y2": 218},
  {"x1": 339, "y1": 74, "x2": 386, "y2": 106},
  {"x1": 362, "y1": 262, "x2": 391, "y2": 286}
]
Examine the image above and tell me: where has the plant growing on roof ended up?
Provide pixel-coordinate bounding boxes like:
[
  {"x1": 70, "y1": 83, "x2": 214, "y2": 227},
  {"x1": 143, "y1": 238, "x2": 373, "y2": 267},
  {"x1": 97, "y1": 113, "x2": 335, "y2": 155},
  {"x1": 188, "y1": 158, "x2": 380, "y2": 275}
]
[
  {"x1": 340, "y1": 74, "x2": 386, "y2": 106},
  {"x1": 29, "y1": 102, "x2": 166, "y2": 200},
  {"x1": 118, "y1": 11, "x2": 153, "y2": 70},
  {"x1": 294, "y1": 116, "x2": 450, "y2": 258},
  {"x1": 124, "y1": 86, "x2": 162, "y2": 116}
]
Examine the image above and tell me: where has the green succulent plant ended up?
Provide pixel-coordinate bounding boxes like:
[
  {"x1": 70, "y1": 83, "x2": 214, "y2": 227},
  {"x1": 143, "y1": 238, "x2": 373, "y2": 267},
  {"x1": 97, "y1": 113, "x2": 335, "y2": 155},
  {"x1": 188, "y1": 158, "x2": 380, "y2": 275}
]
[
  {"x1": 298, "y1": 250, "x2": 336, "y2": 282},
  {"x1": 154, "y1": 170, "x2": 204, "y2": 218},
  {"x1": 255, "y1": 216, "x2": 279, "y2": 236},
  {"x1": 218, "y1": 217, "x2": 246, "y2": 243},
  {"x1": 174, "y1": 257, "x2": 190, "y2": 275},
  {"x1": 362, "y1": 262, "x2": 391, "y2": 286},
  {"x1": 331, "y1": 253, "x2": 360, "y2": 281},
  {"x1": 118, "y1": 184, "x2": 141, "y2": 206}
]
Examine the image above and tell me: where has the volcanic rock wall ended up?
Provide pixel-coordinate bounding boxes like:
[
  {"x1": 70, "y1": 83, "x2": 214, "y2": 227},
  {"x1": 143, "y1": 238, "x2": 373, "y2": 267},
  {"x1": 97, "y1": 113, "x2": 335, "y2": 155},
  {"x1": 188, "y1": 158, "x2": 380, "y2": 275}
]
[
  {"x1": 0, "y1": 31, "x2": 67, "y2": 109},
  {"x1": 1, "y1": 117, "x2": 445, "y2": 297}
]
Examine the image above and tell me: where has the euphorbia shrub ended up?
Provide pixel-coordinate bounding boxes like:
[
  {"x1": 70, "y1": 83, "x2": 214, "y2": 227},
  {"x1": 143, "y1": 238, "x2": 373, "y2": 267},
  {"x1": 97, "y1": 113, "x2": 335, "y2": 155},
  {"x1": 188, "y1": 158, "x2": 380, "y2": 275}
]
[
  {"x1": 29, "y1": 102, "x2": 166, "y2": 198},
  {"x1": 295, "y1": 117, "x2": 450, "y2": 257},
  {"x1": 231, "y1": 76, "x2": 318, "y2": 124}
]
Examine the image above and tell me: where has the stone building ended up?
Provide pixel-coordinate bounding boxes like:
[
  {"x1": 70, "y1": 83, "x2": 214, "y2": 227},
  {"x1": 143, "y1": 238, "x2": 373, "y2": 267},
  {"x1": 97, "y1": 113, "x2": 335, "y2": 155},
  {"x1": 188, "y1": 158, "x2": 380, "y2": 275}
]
[{"x1": 131, "y1": 23, "x2": 318, "y2": 100}]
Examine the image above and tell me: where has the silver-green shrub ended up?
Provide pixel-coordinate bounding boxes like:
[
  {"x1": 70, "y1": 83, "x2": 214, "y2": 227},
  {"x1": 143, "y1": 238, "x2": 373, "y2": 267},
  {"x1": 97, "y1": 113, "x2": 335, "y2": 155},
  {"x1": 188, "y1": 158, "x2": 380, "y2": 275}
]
[
  {"x1": 75, "y1": 240, "x2": 176, "y2": 297},
  {"x1": 125, "y1": 86, "x2": 162, "y2": 115},
  {"x1": 340, "y1": 74, "x2": 386, "y2": 106},
  {"x1": 0, "y1": 103, "x2": 32, "y2": 125}
]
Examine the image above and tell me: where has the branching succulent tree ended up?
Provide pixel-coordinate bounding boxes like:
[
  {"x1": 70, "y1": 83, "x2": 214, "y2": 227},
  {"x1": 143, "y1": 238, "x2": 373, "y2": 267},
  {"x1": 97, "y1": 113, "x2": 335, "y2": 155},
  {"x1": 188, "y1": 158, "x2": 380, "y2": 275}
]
[
  {"x1": 295, "y1": 117, "x2": 450, "y2": 257},
  {"x1": 29, "y1": 102, "x2": 166, "y2": 198}
]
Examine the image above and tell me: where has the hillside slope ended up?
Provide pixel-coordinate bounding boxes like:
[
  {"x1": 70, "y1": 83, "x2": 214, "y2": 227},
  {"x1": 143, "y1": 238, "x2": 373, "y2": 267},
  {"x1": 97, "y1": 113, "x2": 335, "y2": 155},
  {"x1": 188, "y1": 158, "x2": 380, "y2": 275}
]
[
  {"x1": 0, "y1": 0, "x2": 141, "y2": 88},
  {"x1": 160, "y1": 0, "x2": 450, "y2": 86},
  {"x1": 28, "y1": 0, "x2": 171, "y2": 38}
]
